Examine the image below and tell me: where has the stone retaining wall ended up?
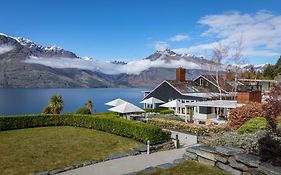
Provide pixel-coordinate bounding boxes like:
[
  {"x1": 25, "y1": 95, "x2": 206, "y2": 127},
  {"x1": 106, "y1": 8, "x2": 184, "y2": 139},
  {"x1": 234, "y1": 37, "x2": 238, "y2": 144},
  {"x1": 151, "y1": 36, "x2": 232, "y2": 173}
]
[{"x1": 184, "y1": 145, "x2": 281, "y2": 175}]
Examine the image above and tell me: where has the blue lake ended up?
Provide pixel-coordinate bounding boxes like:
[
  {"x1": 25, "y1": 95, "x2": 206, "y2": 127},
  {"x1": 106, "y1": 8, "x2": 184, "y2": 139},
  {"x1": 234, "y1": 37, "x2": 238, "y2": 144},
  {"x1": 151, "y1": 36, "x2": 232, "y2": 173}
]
[{"x1": 0, "y1": 88, "x2": 148, "y2": 115}]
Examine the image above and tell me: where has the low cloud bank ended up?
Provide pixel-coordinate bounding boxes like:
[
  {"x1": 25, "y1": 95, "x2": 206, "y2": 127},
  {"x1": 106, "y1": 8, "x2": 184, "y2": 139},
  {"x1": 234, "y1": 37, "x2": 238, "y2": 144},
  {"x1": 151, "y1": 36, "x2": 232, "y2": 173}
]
[
  {"x1": 24, "y1": 56, "x2": 202, "y2": 75},
  {"x1": 0, "y1": 45, "x2": 14, "y2": 54}
]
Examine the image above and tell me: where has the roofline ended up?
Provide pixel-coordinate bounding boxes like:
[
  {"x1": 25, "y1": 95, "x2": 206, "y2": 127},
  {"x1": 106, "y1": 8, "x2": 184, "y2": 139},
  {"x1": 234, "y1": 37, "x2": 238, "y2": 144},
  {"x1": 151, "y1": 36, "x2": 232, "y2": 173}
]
[
  {"x1": 238, "y1": 79, "x2": 277, "y2": 83},
  {"x1": 142, "y1": 80, "x2": 170, "y2": 100},
  {"x1": 165, "y1": 80, "x2": 188, "y2": 96},
  {"x1": 193, "y1": 75, "x2": 228, "y2": 93},
  {"x1": 143, "y1": 80, "x2": 214, "y2": 100}
]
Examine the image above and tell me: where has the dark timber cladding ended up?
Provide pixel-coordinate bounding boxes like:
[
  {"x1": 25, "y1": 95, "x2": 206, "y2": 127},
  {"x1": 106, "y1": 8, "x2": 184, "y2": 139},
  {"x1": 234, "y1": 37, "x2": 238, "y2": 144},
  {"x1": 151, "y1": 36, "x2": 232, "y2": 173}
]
[{"x1": 144, "y1": 81, "x2": 203, "y2": 102}]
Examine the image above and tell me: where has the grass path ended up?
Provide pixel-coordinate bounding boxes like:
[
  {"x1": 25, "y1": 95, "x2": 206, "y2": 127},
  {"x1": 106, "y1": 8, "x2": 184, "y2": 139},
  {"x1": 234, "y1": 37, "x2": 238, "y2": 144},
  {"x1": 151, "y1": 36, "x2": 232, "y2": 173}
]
[{"x1": 0, "y1": 126, "x2": 142, "y2": 175}]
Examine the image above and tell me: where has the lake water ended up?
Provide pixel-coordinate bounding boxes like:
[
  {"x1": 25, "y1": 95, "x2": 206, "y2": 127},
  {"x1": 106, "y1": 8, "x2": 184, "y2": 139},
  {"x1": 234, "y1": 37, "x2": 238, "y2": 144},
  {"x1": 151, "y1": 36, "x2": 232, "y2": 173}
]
[{"x1": 0, "y1": 88, "x2": 148, "y2": 115}]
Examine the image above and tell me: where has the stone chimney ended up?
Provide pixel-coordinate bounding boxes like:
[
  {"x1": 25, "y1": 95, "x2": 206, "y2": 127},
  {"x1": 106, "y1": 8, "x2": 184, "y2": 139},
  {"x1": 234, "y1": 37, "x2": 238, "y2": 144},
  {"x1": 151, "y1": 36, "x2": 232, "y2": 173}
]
[
  {"x1": 237, "y1": 85, "x2": 262, "y2": 104},
  {"x1": 176, "y1": 67, "x2": 186, "y2": 82},
  {"x1": 226, "y1": 69, "x2": 234, "y2": 81}
]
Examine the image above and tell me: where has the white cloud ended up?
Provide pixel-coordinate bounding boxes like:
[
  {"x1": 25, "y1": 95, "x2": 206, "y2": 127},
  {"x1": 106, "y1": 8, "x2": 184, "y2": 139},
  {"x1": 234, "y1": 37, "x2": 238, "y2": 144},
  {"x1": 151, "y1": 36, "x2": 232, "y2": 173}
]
[
  {"x1": 177, "y1": 10, "x2": 281, "y2": 58},
  {"x1": 24, "y1": 56, "x2": 201, "y2": 75},
  {"x1": 154, "y1": 41, "x2": 169, "y2": 51},
  {"x1": 0, "y1": 45, "x2": 14, "y2": 54},
  {"x1": 169, "y1": 34, "x2": 190, "y2": 42}
]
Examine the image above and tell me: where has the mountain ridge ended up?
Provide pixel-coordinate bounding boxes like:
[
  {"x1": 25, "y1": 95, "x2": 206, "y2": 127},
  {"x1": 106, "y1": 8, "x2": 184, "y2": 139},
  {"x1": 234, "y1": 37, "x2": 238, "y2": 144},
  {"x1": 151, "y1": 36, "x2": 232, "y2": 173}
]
[{"x1": 0, "y1": 33, "x2": 268, "y2": 88}]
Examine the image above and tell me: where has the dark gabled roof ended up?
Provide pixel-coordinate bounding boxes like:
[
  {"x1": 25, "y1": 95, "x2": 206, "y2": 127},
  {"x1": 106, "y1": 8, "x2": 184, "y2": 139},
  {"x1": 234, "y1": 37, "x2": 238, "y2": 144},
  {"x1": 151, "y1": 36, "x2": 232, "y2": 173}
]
[
  {"x1": 194, "y1": 74, "x2": 235, "y2": 93},
  {"x1": 166, "y1": 80, "x2": 212, "y2": 94}
]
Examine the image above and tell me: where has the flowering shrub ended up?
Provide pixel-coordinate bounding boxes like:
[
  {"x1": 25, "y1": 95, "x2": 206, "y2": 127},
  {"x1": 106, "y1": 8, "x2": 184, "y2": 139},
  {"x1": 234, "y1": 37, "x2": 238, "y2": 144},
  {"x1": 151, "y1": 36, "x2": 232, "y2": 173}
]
[{"x1": 228, "y1": 103, "x2": 266, "y2": 129}]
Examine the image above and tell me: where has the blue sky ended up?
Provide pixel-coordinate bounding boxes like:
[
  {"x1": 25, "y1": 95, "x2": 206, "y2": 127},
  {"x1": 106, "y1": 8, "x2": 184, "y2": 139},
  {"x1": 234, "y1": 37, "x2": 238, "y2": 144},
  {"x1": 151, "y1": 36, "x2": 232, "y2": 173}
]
[{"x1": 1, "y1": 0, "x2": 281, "y2": 64}]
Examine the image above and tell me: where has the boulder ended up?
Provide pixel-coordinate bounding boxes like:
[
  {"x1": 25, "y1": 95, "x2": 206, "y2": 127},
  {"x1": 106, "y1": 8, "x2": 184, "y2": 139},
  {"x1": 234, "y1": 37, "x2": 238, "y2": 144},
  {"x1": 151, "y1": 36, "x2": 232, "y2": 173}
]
[
  {"x1": 216, "y1": 162, "x2": 243, "y2": 175},
  {"x1": 234, "y1": 153, "x2": 260, "y2": 168},
  {"x1": 183, "y1": 151, "x2": 197, "y2": 160},
  {"x1": 215, "y1": 154, "x2": 228, "y2": 163},
  {"x1": 196, "y1": 150, "x2": 217, "y2": 161},
  {"x1": 198, "y1": 156, "x2": 216, "y2": 166},
  {"x1": 106, "y1": 152, "x2": 128, "y2": 160},
  {"x1": 215, "y1": 146, "x2": 245, "y2": 156},
  {"x1": 259, "y1": 162, "x2": 281, "y2": 175},
  {"x1": 228, "y1": 157, "x2": 249, "y2": 171},
  {"x1": 134, "y1": 146, "x2": 147, "y2": 152},
  {"x1": 125, "y1": 150, "x2": 140, "y2": 156},
  {"x1": 186, "y1": 145, "x2": 202, "y2": 154}
]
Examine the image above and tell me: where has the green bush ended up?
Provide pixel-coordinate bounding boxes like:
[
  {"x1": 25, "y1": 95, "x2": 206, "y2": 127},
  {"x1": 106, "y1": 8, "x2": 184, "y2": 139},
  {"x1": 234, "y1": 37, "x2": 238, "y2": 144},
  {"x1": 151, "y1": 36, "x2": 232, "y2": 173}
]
[
  {"x1": 148, "y1": 118, "x2": 229, "y2": 136},
  {"x1": 0, "y1": 114, "x2": 170, "y2": 145},
  {"x1": 238, "y1": 117, "x2": 268, "y2": 134},
  {"x1": 159, "y1": 109, "x2": 174, "y2": 114},
  {"x1": 155, "y1": 115, "x2": 184, "y2": 122},
  {"x1": 75, "y1": 107, "x2": 91, "y2": 114},
  {"x1": 213, "y1": 130, "x2": 267, "y2": 154}
]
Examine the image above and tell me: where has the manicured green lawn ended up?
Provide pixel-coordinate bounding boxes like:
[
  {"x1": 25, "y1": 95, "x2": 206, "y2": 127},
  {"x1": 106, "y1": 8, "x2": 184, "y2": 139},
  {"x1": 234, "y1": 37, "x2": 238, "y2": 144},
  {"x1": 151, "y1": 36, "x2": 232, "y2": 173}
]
[
  {"x1": 0, "y1": 126, "x2": 142, "y2": 175},
  {"x1": 137, "y1": 161, "x2": 228, "y2": 175}
]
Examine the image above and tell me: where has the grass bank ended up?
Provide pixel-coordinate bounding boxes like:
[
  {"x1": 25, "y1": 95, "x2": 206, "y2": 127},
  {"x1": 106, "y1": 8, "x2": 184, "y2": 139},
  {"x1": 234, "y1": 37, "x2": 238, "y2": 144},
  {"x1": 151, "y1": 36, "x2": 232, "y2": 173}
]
[
  {"x1": 0, "y1": 126, "x2": 142, "y2": 175},
  {"x1": 137, "y1": 160, "x2": 228, "y2": 175}
]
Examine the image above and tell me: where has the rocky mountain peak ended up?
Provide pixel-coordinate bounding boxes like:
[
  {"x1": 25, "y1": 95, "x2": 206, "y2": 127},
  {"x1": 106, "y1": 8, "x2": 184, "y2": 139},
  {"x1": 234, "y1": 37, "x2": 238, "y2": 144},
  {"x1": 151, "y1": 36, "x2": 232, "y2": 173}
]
[{"x1": 0, "y1": 32, "x2": 78, "y2": 58}]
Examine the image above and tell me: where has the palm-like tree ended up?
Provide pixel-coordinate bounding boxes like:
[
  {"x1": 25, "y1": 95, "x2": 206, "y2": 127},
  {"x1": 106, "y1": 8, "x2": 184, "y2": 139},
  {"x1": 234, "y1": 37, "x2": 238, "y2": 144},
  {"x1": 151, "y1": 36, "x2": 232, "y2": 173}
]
[
  {"x1": 86, "y1": 100, "x2": 93, "y2": 113},
  {"x1": 49, "y1": 95, "x2": 64, "y2": 114}
]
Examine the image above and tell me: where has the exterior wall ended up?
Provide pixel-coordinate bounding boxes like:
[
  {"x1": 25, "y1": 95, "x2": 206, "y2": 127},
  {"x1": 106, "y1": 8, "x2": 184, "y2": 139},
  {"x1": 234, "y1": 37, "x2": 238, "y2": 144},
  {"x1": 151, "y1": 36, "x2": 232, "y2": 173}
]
[
  {"x1": 144, "y1": 81, "x2": 202, "y2": 102},
  {"x1": 237, "y1": 91, "x2": 262, "y2": 103},
  {"x1": 194, "y1": 77, "x2": 220, "y2": 93}
]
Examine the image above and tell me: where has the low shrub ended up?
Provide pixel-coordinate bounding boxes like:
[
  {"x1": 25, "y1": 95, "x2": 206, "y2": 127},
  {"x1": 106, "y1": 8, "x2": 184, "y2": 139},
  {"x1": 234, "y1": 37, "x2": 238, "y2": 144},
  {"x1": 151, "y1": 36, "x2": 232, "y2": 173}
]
[
  {"x1": 148, "y1": 118, "x2": 229, "y2": 136},
  {"x1": 238, "y1": 117, "x2": 268, "y2": 134},
  {"x1": 144, "y1": 108, "x2": 173, "y2": 114},
  {"x1": 213, "y1": 130, "x2": 267, "y2": 154},
  {"x1": 0, "y1": 114, "x2": 170, "y2": 145},
  {"x1": 75, "y1": 107, "x2": 91, "y2": 114},
  {"x1": 154, "y1": 115, "x2": 185, "y2": 122},
  {"x1": 228, "y1": 103, "x2": 266, "y2": 129},
  {"x1": 159, "y1": 109, "x2": 174, "y2": 114}
]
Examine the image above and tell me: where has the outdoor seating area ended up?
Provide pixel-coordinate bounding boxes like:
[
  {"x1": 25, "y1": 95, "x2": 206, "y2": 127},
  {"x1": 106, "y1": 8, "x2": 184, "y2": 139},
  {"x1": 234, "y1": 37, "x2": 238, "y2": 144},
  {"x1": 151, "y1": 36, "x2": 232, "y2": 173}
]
[{"x1": 105, "y1": 97, "x2": 237, "y2": 126}]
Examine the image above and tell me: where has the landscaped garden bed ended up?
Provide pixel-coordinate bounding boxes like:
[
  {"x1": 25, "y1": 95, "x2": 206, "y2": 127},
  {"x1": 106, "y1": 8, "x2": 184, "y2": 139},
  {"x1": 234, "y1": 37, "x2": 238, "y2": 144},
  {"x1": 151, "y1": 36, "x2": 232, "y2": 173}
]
[{"x1": 148, "y1": 118, "x2": 229, "y2": 136}]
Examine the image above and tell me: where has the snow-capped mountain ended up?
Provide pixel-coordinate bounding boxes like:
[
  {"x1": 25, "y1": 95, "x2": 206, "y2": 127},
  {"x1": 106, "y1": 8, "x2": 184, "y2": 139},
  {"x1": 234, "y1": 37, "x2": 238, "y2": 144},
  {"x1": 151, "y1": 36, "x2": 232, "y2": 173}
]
[
  {"x1": 0, "y1": 33, "x2": 77, "y2": 58},
  {"x1": 146, "y1": 48, "x2": 214, "y2": 65},
  {"x1": 0, "y1": 33, "x2": 271, "y2": 88},
  {"x1": 239, "y1": 64, "x2": 269, "y2": 72}
]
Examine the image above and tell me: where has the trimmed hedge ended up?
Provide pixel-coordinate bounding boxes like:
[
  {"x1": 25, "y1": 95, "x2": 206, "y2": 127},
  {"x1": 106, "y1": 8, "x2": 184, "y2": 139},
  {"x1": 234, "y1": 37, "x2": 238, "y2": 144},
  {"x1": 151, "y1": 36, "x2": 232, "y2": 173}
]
[
  {"x1": 148, "y1": 118, "x2": 229, "y2": 136},
  {"x1": 75, "y1": 107, "x2": 91, "y2": 114},
  {"x1": 0, "y1": 114, "x2": 170, "y2": 145},
  {"x1": 159, "y1": 109, "x2": 174, "y2": 114}
]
